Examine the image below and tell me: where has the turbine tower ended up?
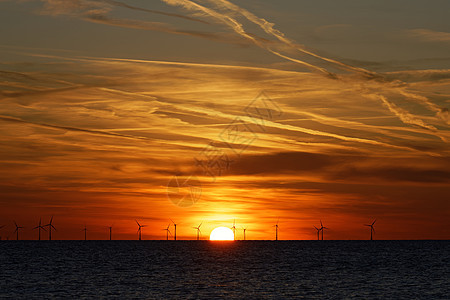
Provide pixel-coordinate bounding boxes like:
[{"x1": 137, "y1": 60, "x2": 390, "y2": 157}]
[
  {"x1": 163, "y1": 224, "x2": 171, "y2": 240},
  {"x1": 108, "y1": 226, "x2": 112, "y2": 241},
  {"x1": 170, "y1": 219, "x2": 177, "y2": 241},
  {"x1": 33, "y1": 218, "x2": 46, "y2": 241},
  {"x1": 14, "y1": 221, "x2": 24, "y2": 240},
  {"x1": 82, "y1": 225, "x2": 87, "y2": 241},
  {"x1": 45, "y1": 216, "x2": 56, "y2": 241},
  {"x1": 364, "y1": 219, "x2": 376, "y2": 240},
  {"x1": 231, "y1": 219, "x2": 236, "y2": 240},
  {"x1": 242, "y1": 226, "x2": 247, "y2": 241},
  {"x1": 320, "y1": 220, "x2": 328, "y2": 240},
  {"x1": 193, "y1": 222, "x2": 202, "y2": 240},
  {"x1": 314, "y1": 225, "x2": 321, "y2": 240},
  {"x1": 136, "y1": 220, "x2": 146, "y2": 241},
  {"x1": 273, "y1": 219, "x2": 279, "y2": 241}
]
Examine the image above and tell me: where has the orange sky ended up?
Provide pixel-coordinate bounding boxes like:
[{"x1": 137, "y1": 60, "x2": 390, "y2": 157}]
[{"x1": 0, "y1": 0, "x2": 449, "y2": 240}]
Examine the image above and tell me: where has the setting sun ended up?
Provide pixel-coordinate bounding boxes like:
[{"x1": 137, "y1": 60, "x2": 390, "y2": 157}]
[{"x1": 210, "y1": 227, "x2": 234, "y2": 241}]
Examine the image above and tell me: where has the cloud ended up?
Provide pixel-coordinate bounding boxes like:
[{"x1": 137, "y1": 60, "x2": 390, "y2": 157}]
[
  {"x1": 227, "y1": 151, "x2": 450, "y2": 184},
  {"x1": 377, "y1": 95, "x2": 438, "y2": 132},
  {"x1": 102, "y1": 0, "x2": 209, "y2": 24},
  {"x1": 1, "y1": 0, "x2": 450, "y2": 239},
  {"x1": 383, "y1": 69, "x2": 450, "y2": 82},
  {"x1": 36, "y1": 0, "x2": 250, "y2": 45},
  {"x1": 407, "y1": 29, "x2": 450, "y2": 42}
]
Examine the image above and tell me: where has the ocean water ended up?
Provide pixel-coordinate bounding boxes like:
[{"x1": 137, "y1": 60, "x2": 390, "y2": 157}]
[{"x1": 0, "y1": 241, "x2": 448, "y2": 299}]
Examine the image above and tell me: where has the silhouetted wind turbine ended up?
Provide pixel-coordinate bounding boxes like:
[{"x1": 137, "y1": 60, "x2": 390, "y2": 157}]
[
  {"x1": 163, "y1": 224, "x2": 171, "y2": 240},
  {"x1": 242, "y1": 226, "x2": 247, "y2": 240},
  {"x1": 82, "y1": 225, "x2": 88, "y2": 241},
  {"x1": 170, "y1": 219, "x2": 177, "y2": 241},
  {"x1": 33, "y1": 218, "x2": 47, "y2": 241},
  {"x1": 320, "y1": 220, "x2": 328, "y2": 240},
  {"x1": 364, "y1": 219, "x2": 376, "y2": 240},
  {"x1": 314, "y1": 225, "x2": 321, "y2": 240},
  {"x1": 136, "y1": 220, "x2": 146, "y2": 241},
  {"x1": 14, "y1": 221, "x2": 24, "y2": 240},
  {"x1": 45, "y1": 216, "x2": 56, "y2": 241},
  {"x1": 231, "y1": 219, "x2": 236, "y2": 240},
  {"x1": 273, "y1": 219, "x2": 279, "y2": 241},
  {"x1": 193, "y1": 222, "x2": 202, "y2": 240},
  {"x1": 108, "y1": 226, "x2": 113, "y2": 241}
]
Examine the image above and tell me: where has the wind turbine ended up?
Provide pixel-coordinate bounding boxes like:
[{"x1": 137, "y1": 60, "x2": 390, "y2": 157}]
[
  {"x1": 14, "y1": 221, "x2": 24, "y2": 240},
  {"x1": 364, "y1": 219, "x2": 376, "y2": 240},
  {"x1": 108, "y1": 225, "x2": 113, "y2": 241},
  {"x1": 170, "y1": 219, "x2": 177, "y2": 241},
  {"x1": 82, "y1": 225, "x2": 88, "y2": 241},
  {"x1": 320, "y1": 220, "x2": 328, "y2": 240},
  {"x1": 231, "y1": 219, "x2": 236, "y2": 240},
  {"x1": 242, "y1": 226, "x2": 247, "y2": 241},
  {"x1": 163, "y1": 224, "x2": 171, "y2": 240},
  {"x1": 313, "y1": 225, "x2": 321, "y2": 240},
  {"x1": 33, "y1": 218, "x2": 47, "y2": 241},
  {"x1": 136, "y1": 220, "x2": 146, "y2": 241},
  {"x1": 193, "y1": 222, "x2": 202, "y2": 240},
  {"x1": 45, "y1": 216, "x2": 56, "y2": 241},
  {"x1": 273, "y1": 219, "x2": 279, "y2": 241}
]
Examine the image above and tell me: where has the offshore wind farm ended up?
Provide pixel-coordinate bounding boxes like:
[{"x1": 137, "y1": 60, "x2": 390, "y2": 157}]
[{"x1": 0, "y1": 217, "x2": 375, "y2": 241}]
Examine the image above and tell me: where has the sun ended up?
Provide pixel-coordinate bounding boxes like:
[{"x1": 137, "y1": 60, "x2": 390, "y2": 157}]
[{"x1": 210, "y1": 227, "x2": 234, "y2": 241}]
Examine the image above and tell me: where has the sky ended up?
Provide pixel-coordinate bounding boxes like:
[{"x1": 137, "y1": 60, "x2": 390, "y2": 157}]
[{"x1": 0, "y1": 0, "x2": 449, "y2": 240}]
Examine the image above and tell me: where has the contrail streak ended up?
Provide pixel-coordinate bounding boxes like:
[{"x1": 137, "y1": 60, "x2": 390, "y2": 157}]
[
  {"x1": 100, "y1": 0, "x2": 210, "y2": 24},
  {"x1": 211, "y1": 0, "x2": 380, "y2": 78},
  {"x1": 160, "y1": 0, "x2": 447, "y2": 133},
  {"x1": 161, "y1": 0, "x2": 333, "y2": 76}
]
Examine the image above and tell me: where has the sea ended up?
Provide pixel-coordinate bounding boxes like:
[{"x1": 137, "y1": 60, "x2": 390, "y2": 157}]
[{"x1": 0, "y1": 241, "x2": 448, "y2": 299}]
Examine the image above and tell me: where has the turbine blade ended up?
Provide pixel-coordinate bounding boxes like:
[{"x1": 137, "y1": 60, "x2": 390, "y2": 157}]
[
  {"x1": 372, "y1": 219, "x2": 377, "y2": 225},
  {"x1": 135, "y1": 219, "x2": 140, "y2": 226}
]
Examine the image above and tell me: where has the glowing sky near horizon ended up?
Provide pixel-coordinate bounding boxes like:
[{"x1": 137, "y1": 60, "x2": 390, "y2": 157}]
[{"x1": 0, "y1": 0, "x2": 449, "y2": 240}]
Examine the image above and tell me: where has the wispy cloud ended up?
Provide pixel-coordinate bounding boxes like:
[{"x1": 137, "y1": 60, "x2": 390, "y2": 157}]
[
  {"x1": 1, "y1": 1, "x2": 449, "y2": 239},
  {"x1": 36, "y1": 0, "x2": 249, "y2": 45},
  {"x1": 407, "y1": 28, "x2": 450, "y2": 43}
]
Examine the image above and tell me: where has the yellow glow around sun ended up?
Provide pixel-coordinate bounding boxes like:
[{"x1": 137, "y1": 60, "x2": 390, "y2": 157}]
[{"x1": 210, "y1": 227, "x2": 234, "y2": 241}]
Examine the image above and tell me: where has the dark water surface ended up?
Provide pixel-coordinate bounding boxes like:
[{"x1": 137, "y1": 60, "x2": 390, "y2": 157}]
[{"x1": 0, "y1": 241, "x2": 448, "y2": 299}]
